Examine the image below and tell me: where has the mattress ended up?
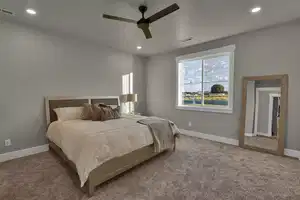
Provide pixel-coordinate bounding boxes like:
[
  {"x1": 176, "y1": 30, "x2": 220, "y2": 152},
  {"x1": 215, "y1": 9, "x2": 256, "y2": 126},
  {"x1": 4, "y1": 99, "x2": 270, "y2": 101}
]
[{"x1": 46, "y1": 115, "x2": 153, "y2": 187}]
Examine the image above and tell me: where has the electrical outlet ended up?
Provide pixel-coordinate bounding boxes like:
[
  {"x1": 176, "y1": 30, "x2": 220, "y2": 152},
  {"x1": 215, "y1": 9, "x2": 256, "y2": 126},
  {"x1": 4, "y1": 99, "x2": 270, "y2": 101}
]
[
  {"x1": 188, "y1": 122, "x2": 192, "y2": 127},
  {"x1": 4, "y1": 139, "x2": 12, "y2": 147}
]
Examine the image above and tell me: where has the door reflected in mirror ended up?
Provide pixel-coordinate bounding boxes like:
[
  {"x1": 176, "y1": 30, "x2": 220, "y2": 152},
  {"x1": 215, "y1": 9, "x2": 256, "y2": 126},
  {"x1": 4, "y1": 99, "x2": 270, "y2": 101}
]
[{"x1": 244, "y1": 79, "x2": 281, "y2": 151}]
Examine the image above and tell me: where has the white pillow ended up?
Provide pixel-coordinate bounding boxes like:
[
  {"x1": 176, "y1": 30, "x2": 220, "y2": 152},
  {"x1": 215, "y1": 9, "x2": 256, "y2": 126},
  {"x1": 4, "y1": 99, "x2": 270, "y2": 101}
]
[{"x1": 54, "y1": 107, "x2": 84, "y2": 121}]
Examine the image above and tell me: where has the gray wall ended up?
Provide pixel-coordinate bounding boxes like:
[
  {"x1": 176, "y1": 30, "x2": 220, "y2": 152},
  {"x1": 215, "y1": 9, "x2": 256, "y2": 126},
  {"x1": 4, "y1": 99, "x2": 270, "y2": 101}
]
[
  {"x1": 0, "y1": 21, "x2": 146, "y2": 153},
  {"x1": 132, "y1": 57, "x2": 147, "y2": 113},
  {"x1": 146, "y1": 20, "x2": 300, "y2": 150}
]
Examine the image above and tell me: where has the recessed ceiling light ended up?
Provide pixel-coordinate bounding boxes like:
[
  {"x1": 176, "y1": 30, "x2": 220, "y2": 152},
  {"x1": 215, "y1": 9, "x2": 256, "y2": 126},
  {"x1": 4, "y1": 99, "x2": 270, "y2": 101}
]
[
  {"x1": 137, "y1": 46, "x2": 142, "y2": 50},
  {"x1": 26, "y1": 8, "x2": 37, "y2": 15},
  {"x1": 251, "y1": 6, "x2": 261, "y2": 13}
]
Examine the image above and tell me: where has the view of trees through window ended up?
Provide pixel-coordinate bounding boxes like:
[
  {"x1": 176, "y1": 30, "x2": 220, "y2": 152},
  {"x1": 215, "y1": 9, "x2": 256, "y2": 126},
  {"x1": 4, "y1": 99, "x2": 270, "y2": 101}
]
[{"x1": 180, "y1": 55, "x2": 230, "y2": 107}]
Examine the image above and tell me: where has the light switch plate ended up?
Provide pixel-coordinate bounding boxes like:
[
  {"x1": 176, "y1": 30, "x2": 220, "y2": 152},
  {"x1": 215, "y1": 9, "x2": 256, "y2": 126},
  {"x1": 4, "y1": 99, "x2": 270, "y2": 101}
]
[{"x1": 4, "y1": 139, "x2": 12, "y2": 147}]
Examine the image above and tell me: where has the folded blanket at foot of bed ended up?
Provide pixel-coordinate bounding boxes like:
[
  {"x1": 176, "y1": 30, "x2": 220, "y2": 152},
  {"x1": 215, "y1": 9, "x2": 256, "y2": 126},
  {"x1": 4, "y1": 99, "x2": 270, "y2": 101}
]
[{"x1": 138, "y1": 117, "x2": 181, "y2": 153}]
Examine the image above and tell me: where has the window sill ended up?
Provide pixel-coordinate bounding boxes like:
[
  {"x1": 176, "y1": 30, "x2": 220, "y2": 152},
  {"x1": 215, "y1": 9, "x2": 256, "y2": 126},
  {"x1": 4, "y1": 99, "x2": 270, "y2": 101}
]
[{"x1": 176, "y1": 105, "x2": 233, "y2": 114}]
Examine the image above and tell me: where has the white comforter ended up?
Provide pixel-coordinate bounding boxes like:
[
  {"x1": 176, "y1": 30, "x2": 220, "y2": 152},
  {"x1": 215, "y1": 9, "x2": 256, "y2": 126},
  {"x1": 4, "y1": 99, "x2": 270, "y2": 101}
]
[{"x1": 46, "y1": 115, "x2": 153, "y2": 187}]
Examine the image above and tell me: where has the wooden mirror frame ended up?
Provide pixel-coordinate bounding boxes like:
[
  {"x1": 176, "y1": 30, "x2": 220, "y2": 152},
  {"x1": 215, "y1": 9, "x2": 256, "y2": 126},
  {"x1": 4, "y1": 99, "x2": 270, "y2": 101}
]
[{"x1": 239, "y1": 74, "x2": 288, "y2": 156}]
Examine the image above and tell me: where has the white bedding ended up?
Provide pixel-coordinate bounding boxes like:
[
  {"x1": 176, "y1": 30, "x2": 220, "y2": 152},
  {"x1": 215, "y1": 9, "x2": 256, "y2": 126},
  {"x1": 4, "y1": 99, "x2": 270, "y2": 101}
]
[{"x1": 46, "y1": 115, "x2": 153, "y2": 187}]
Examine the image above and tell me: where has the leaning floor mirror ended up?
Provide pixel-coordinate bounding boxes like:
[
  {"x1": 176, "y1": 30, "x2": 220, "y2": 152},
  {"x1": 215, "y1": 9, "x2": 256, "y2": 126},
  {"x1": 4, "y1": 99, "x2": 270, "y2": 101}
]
[{"x1": 239, "y1": 75, "x2": 288, "y2": 156}]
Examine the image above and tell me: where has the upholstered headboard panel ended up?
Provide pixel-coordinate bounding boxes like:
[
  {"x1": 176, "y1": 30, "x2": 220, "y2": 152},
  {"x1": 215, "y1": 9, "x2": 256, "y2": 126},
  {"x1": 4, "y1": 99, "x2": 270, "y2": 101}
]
[
  {"x1": 45, "y1": 96, "x2": 120, "y2": 125},
  {"x1": 91, "y1": 98, "x2": 119, "y2": 105}
]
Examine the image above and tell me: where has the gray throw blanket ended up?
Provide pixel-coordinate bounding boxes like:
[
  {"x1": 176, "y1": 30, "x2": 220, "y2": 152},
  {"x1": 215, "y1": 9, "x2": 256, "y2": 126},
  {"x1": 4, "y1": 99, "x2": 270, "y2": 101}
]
[{"x1": 138, "y1": 117, "x2": 180, "y2": 153}]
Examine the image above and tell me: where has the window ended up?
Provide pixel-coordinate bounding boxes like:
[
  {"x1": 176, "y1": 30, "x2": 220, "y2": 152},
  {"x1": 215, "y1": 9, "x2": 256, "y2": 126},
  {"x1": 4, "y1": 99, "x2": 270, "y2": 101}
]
[
  {"x1": 176, "y1": 45, "x2": 235, "y2": 113},
  {"x1": 122, "y1": 72, "x2": 133, "y2": 95},
  {"x1": 122, "y1": 72, "x2": 134, "y2": 113}
]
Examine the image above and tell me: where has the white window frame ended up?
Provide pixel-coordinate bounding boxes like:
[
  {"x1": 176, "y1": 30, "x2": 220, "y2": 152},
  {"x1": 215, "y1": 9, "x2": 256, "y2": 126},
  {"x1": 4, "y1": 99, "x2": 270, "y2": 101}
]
[{"x1": 176, "y1": 45, "x2": 235, "y2": 114}]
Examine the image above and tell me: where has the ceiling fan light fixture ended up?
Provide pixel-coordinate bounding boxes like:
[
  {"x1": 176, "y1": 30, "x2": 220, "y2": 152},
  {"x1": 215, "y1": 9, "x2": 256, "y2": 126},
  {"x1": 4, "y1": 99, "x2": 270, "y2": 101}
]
[
  {"x1": 137, "y1": 46, "x2": 142, "y2": 50},
  {"x1": 103, "y1": 3, "x2": 180, "y2": 39}
]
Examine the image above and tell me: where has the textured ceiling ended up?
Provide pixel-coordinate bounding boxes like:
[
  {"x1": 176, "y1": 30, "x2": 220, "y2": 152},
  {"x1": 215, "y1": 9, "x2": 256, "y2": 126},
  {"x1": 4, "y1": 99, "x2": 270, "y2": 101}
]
[{"x1": 1, "y1": 0, "x2": 300, "y2": 55}]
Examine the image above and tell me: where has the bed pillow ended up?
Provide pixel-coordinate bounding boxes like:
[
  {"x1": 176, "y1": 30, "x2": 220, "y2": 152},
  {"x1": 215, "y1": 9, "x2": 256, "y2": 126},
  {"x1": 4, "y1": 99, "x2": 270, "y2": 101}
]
[
  {"x1": 111, "y1": 106, "x2": 121, "y2": 119},
  {"x1": 98, "y1": 103, "x2": 117, "y2": 109},
  {"x1": 81, "y1": 103, "x2": 93, "y2": 120},
  {"x1": 54, "y1": 107, "x2": 83, "y2": 121},
  {"x1": 98, "y1": 104, "x2": 120, "y2": 120},
  {"x1": 91, "y1": 104, "x2": 104, "y2": 121},
  {"x1": 103, "y1": 107, "x2": 121, "y2": 120},
  {"x1": 91, "y1": 104, "x2": 121, "y2": 121},
  {"x1": 100, "y1": 106, "x2": 114, "y2": 121}
]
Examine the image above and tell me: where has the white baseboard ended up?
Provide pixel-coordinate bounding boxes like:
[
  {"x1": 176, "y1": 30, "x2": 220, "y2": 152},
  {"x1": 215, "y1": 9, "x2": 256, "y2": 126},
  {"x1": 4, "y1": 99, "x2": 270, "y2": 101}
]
[
  {"x1": 180, "y1": 129, "x2": 238, "y2": 146},
  {"x1": 256, "y1": 132, "x2": 272, "y2": 137},
  {"x1": 245, "y1": 132, "x2": 256, "y2": 137},
  {"x1": 284, "y1": 149, "x2": 300, "y2": 159},
  {"x1": 180, "y1": 129, "x2": 300, "y2": 160},
  {"x1": 0, "y1": 144, "x2": 49, "y2": 163}
]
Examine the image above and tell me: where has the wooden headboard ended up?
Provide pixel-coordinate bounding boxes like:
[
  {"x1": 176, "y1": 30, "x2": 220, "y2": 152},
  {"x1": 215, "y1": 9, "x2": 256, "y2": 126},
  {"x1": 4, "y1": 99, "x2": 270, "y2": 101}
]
[{"x1": 45, "y1": 96, "x2": 120, "y2": 125}]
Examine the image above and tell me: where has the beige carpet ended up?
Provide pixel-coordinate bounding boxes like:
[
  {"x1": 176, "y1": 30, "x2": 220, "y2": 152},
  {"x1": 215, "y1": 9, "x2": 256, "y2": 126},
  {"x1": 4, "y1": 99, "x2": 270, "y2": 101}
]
[{"x1": 1, "y1": 135, "x2": 300, "y2": 200}]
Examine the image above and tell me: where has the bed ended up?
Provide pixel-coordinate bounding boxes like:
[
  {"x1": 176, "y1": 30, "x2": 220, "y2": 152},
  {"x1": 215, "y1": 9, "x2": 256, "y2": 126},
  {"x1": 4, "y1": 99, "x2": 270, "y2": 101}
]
[{"x1": 45, "y1": 96, "x2": 177, "y2": 196}]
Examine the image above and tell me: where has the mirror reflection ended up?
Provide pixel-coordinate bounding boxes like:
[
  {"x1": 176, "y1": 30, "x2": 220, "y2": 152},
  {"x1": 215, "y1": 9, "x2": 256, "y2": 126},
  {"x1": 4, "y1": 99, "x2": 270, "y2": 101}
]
[{"x1": 244, "y1": 79, "x2": 281, "y2": 151}]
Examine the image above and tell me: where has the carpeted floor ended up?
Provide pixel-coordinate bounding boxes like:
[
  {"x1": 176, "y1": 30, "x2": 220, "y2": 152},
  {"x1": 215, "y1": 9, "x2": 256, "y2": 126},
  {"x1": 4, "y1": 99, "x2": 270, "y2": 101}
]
[{"x1": 1, "y1": 135, "x2": 300, "y2": 200}]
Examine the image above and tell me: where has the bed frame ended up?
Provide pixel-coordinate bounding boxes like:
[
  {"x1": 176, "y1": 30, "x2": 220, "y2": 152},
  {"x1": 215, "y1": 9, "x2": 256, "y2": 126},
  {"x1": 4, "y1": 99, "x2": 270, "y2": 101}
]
[{"x1": 45, "y1": 96, "x2": 176, "y2": 197}]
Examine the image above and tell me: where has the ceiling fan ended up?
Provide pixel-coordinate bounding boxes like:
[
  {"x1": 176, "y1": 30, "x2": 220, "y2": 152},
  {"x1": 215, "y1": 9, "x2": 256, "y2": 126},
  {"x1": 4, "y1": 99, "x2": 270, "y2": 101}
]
[{"x1": 103, "y1": 3, "x2": 180, "y2": 39}]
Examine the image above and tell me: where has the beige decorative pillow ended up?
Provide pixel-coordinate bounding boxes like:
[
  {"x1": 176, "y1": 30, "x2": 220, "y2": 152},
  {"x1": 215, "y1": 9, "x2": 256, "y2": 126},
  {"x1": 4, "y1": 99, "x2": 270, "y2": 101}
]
[
  {"x1": 54, "y1": 107, "x2": 83, "y2": 121},
  {"x1": 91, "y1": 104, "x2": 103, "y2": 121},
  {"x1": 81, "y1": 103, "x2": 93, "y2": 120},
  {"x1": 90, "y1": 104, "x2": 120, "y2": 121},
  {"x1": 111, "y1": 106, "x2": 121, "y2": 119},
  {"x1": 100, "y1": 106, "x2": 114, "y2": 121},
  {"x1": 99, "y1": 104, "x2": 121, "y2": 121}
]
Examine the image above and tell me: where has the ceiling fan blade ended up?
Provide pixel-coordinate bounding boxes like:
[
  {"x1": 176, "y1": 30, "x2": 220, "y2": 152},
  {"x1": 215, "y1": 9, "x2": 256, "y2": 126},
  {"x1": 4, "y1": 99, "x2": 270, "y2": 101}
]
[
  {"x1": 141, "y1": 28, "x2": 152, "y2": 39},
  {"x1": 147, "y1": 3, "x2": 179, "y2": 23},
  {"x1": 103, "y1": 14, "x2": 137, "y2": 24}
]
